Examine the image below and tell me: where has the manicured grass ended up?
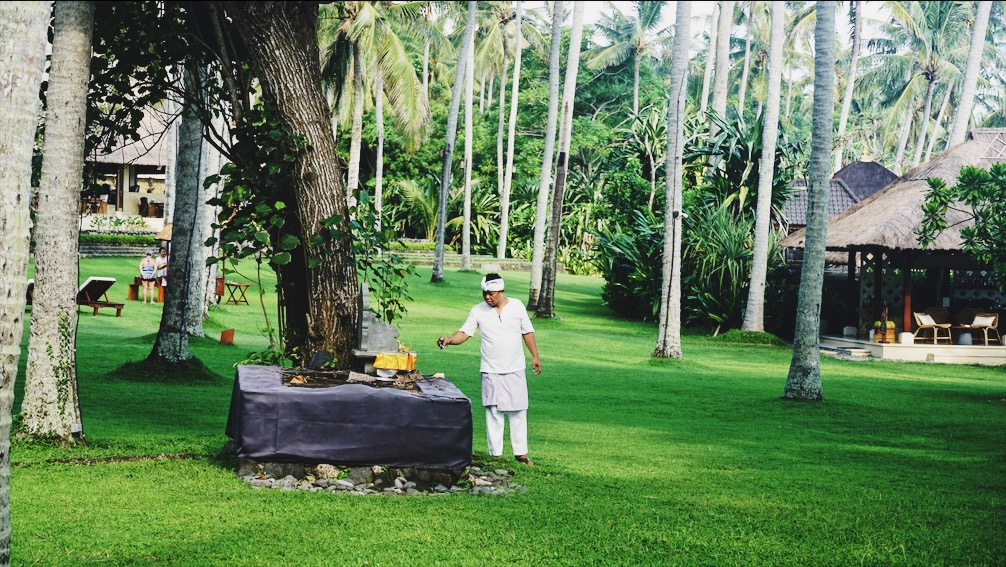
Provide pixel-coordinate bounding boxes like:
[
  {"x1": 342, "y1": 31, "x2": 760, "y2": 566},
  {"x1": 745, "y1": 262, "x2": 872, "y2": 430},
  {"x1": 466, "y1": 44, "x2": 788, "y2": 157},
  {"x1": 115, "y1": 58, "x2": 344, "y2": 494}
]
[{"x1": 12, "y1": 260, "x2": 1006, "y2": 565}]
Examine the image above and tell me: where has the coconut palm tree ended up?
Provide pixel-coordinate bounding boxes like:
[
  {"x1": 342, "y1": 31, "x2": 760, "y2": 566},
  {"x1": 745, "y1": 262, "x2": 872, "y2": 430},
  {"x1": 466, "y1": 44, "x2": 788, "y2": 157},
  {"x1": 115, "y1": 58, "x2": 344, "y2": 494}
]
[
  {"x1": 862, "y1": 2, "x2": 970, "y2": 171},
  {"x1": 537, "y1": 0, "x2": 584, "y2": 318},
  {"x1": 784, "y1": 0, "x2": 835, "y2": 402},
  {"x1": 948, "y1": 1, "x2": 992, "y2": 146},
  {"x1": 653, "y1": 0, "x2": 691, "y2": 359},
  {"x1": 432, "y1": 1, "x2": 477, "y2": 283},
  {"x1": 0, "y1": 3, "x2": 49, "y2": 556},
  {"x1": 529, "y1": 0, "x2": 563, "y2": 309},
  {"x1": 23, "y1": 1, "x2": 95, "y2": 443},
  {"x1": 741, "y1": 0, "x2": 784, "y2": 334},
  {"x1": 834, "y1": 0, "x2": 861, "y2": 172},
  {"x1": 321, "y1": 1, "x2": 431, "y2": 207},
  {"x1": 710, "y1": 0, "x2": 735, "y2": 133},
  {"x1": 462, "y1": 27, "x2": 475, "y2": 271},
  {"x1": 497, "y1": 0, "x2": 524, "y2": 259},
  {"x1": 585, "y1": 1, "x2": 672, "y2": 126}
]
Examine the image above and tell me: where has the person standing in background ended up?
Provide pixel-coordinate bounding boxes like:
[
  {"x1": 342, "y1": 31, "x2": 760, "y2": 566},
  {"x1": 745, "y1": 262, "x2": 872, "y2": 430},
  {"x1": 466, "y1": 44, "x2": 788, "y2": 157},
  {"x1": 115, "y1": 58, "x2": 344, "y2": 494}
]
[
  {"x1": 437, "y1": 273, "x2": 542, "y2": 466},
  {"x1": 155, "y1": 247, "x2": 168, "y2": 288},
  {"x1": 139, "y1": 251, "x2": 156, "y2": 304}
]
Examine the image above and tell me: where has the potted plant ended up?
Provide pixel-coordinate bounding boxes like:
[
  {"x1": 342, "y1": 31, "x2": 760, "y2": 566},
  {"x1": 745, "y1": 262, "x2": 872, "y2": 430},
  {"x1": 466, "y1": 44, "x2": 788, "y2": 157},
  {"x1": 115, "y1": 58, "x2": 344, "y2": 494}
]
[{"x1": 873, "y1": 320, "x2": 896, "y2": 343}]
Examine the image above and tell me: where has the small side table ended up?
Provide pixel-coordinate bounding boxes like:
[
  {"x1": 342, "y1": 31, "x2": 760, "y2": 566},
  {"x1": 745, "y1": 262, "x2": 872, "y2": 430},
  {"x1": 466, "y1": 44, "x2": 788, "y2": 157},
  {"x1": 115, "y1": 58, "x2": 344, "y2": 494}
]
[
  {"x1": 952, "y1": 325, "x2": 974, "y2": 345},
  {"x1": 224, "y1": 281, "x2": 251, "y2": 305}
]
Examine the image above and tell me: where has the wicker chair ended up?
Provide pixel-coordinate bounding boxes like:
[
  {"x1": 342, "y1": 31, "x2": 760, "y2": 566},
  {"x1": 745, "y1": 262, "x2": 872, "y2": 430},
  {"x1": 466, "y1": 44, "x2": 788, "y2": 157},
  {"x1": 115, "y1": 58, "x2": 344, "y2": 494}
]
[
  {"x1": 970, "y1": 313, "x2": 1001, "y2": 345},
  {"x1": 913, "y1": 311, "x2": 952, "y2": 344}
]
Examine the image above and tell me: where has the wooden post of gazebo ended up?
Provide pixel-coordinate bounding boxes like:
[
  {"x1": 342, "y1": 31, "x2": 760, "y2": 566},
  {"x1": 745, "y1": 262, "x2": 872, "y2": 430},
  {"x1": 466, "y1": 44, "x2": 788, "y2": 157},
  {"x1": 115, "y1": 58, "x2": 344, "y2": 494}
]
[
  {"x1": 872, "y1": 249, "x2": 884, "y2": 322},
  {"x1": 902, "y1": 254, "x2": 913, "y2": 336}
]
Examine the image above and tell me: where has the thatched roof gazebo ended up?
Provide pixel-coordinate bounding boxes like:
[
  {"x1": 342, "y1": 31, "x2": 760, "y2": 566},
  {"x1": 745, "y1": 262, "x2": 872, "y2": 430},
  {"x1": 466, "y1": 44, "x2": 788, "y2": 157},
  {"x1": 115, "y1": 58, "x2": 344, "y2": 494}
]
[{"x1": 780, "y1": 129, "x2": 1006, "y2": 335}]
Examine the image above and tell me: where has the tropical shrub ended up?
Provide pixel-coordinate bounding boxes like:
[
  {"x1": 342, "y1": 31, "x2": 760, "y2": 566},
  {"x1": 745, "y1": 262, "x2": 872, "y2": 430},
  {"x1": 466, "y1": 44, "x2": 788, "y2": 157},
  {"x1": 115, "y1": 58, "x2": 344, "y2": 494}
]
[{"x1": 591, "y1": 208, "x2": 664, "y2": 320}]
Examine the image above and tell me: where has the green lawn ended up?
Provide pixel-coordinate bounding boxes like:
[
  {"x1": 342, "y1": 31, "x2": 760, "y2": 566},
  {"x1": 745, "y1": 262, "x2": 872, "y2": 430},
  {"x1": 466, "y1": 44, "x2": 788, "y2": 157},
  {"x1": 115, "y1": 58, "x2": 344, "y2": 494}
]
[{"x1": 11, "y1": 259, "x2": 1006, "y2": 565}]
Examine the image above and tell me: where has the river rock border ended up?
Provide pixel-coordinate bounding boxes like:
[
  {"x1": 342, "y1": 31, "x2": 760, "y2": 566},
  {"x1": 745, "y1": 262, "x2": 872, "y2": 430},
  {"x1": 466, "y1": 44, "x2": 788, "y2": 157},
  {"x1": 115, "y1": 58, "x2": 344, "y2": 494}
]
[{"x1": 237, "y1": 459, "x2": 527, "y2": 496}]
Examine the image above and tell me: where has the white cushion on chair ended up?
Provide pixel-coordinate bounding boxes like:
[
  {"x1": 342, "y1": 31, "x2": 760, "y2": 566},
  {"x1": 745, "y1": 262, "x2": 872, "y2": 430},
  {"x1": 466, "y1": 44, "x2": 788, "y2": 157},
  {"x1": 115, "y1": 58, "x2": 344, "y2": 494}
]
[
  {"x1": 972, "y1": 315, "x2": 996, "y2": 327},
  {"x1": 917, "y1": 313, "x2": 936, "y2": 326}
]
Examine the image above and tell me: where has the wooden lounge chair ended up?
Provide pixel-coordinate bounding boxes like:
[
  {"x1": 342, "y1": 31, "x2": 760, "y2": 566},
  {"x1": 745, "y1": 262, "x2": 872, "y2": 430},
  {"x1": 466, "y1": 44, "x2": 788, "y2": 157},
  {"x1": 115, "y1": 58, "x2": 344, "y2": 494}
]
[
  {"x1": 913, "y1": 311, "x2": 951, "y2": 344},
  {"x1": 970, "y1": 313, "x2": 1000, "y2": 345},
  {"x1": 76, "y1": 277, "x2": 124, "y2": 317}
]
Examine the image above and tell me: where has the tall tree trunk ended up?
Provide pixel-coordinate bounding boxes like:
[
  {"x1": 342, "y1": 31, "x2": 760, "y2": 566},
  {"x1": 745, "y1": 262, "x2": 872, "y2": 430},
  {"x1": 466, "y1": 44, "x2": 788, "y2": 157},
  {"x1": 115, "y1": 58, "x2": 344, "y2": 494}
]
[
  {"x1": 498, "y1": 1, "x2": 523, "y2": 259},
  {"x1": 911, "y1": 78, "x2": 936, "y2": 169},
  {"x1": 462, "y1": 31, "x2": 474, "y2": 271},
  {"x1": 163, "y1": 96, "x2": 178, "y2": 221},
  {"x1": 151, "y1": 63, "x2": 202, "y2": 363},
  {"x1": 529, "y1": 0, "x2": 563, "y2": 310},
  {"x1": 23, "y1": 0, "x2": 93, "y2": 443},
  {"x1": 784, "y1": 64, "x2": 793, "y2": 117},
  {"x1": 186, "y1": 106, "x2": 225, "y2": 335},
  {"x1": 741, "y1": 1, "x2": 784, "y2": 333},
  {"x1": 700, "y1": 4, "x2": 717, "y2": 115},
  {"x1": 947, "y1": 1, "x2": 991, "y2": 147},
  {"x1": 423, "y1": 38, "x2": 430, "y2": 102},
  {"x1": 479, "y1": 73, "x2": 486, "y2": 114},
  {"x1": 537, "y1": 1, "x2": 584, "y2": 318},
  {"x1": 632, "y1": 47, "x2": 641, "y2": 123},
  {"x1": 432, "y1": 1, "x2": 477, "y2": 283},
  {"x1": 496, "y1": 48, "x2": 508, "y2": 200},
  {"x1": 653, "y1": 1, "x2": 691, "y2": 358},
  {"x1": 833, "y1": 0, "x2": 861, "y2": 173},
  {"x1": 375, "y1": 69, "x2": 384, "y2": 231},
  {"x1": 487, "y1": 70, "x2": 495, "y2": 111},
  {"x1": 710, "y1": 0, "x2": 734, "y2": 132},
  {"x1": 925, "y1": 86, "x2": 952, "y2": 163},
  {"x1": 224, "y1": 2, "x2": 358, "y2": 364},
  {"x1": 784, "y1": 0, "x2": 834, "y2": 401},
  {"x1": 347, "y1": 42, "x2": 364, "y2": 204},
  {"x1": 892, "y1": 106, "x2": 913, "y2": 176},
  {"x1": 0, "y1": 6, "x2": 48, "y2": 560},
  {"x1": 737, "y1": 0, "x2": 752, "y2": 120}
]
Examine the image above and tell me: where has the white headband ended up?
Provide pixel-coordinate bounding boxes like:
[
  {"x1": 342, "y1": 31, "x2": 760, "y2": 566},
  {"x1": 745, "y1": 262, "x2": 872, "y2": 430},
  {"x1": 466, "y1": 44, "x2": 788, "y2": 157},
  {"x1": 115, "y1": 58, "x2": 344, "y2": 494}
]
[{"x1": 480, "y1": 277, "x2": 504, "y2": 292}]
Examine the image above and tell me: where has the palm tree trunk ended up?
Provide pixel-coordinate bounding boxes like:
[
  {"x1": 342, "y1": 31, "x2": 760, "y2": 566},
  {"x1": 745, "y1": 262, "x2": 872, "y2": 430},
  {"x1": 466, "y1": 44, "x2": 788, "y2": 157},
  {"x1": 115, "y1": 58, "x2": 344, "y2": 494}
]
[
  {"x1": 911, "y1": 78, "x2": 936, "y2": 169},
  {"x1": 347, "y1": 42, "x2": 365, "y2": 203},
  {"x1": 496, "y1": 48, "x2": 508, "y2": 199},
  {"x1": 462, "y1": 32, "x2": 475, "y2": 271},
  {"x1": 537, "y1": 1, "x2": 584, "y2": 318},
  {"x1": 700, "y1": 4, "x2": 717, "y2": 114},
  {"x1": 529, "y1": 0, "x2": 564, "y2": 310},
  {"x1": 479, "y1": 73, "x2": 486, "y2": 114},
  {"x1": 498, "y1": 1, "x2": 523, "y2": 259},
  {"x1": 653, "y1": 1, "x2": 691, "y2": 358},
  {"x1": 23, "y1": 0, "x2": 93, "y2": 443},
  {"x1": 632, "y1": 49, "x2": 641, "y2": 121},
  {"x1": 741, "y1": 1, "x2": 784, "y2": 333},
  {"x1": 163, "y1": 96, "x2": 178, "y2": 221},
  {"x1": 423, "y1": 38, "x2": 430, "y2": 101},
  {"x1": 432, "y1": 1, "x2": 477, "y2": 283},
  {"x1": 375, "y1": 70, "x2": 385, "y2": 231},
  {"x1": 737, "y1": 0, "x2": 752, "y2": 120},
  {"x1": 784, "y1": 0, "x2": 834, "y2": 401},
  {"x1": 186, "y1": 107, "x2": 225, "y2": 336},
  {"x1": 784, "y1": 64, "x2": 793, "y2": 117},
  {"x1": 711, "y1": 0, "x2": 735, "y2": 131},
  {"x1": 947, "y1": 1, "x2": 991, "y2": 147},
  {"x1": 0, "y1": 4, "x2": 49, "y2": 558},
  {"x1": 833, "y1": 0, "x2": 861, "y2": 173},
  {"x1": 892, "y1": 108, "x2": 913, "y2": 176},
  {"x1": 925, "y1": 86, "x2": 951, "y2": 163}
]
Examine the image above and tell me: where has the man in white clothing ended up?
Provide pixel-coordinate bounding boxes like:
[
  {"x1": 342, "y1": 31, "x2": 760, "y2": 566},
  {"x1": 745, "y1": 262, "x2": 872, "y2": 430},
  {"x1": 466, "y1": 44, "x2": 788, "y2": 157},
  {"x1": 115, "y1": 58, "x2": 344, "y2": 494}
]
[{"x1": 437, "y1": 273, "x2": 542, "y2": 466}]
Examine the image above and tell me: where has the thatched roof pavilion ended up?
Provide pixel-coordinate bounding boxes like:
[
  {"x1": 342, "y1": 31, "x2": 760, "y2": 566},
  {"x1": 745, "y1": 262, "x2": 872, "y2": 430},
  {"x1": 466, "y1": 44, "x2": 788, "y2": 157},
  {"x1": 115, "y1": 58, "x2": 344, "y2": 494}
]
[{"x1": 780, "y1": 129, "x2": 1006, "y2": 335}]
